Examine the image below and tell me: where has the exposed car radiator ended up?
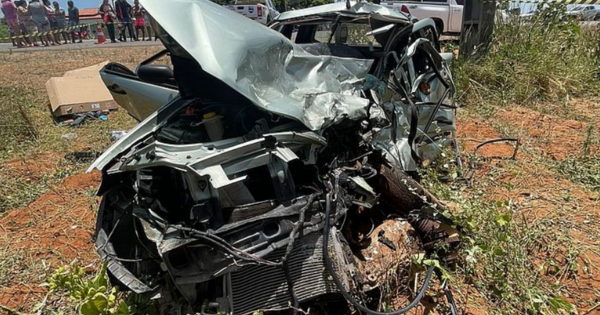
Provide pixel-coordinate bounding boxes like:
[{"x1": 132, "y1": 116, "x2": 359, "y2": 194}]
[{"x1": 229, "y1": 230, "x2": 353, "y2": 315}]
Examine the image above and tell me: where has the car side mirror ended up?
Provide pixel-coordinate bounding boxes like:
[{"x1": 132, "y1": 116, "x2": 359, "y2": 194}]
[{"x1": 137, "y1": 64, "x2": 175, "y2": 86}]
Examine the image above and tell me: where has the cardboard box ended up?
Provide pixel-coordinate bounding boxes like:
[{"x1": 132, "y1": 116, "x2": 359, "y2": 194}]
[
  {"x1": 63, "y1": 61, "x2": 109, "y2": 77},
  {"x1": 47, "y1": 61, "x2": 117, "y2": 117},
  {"x1": 46, "y1": 75, "x2": 118, "y2": 117}
]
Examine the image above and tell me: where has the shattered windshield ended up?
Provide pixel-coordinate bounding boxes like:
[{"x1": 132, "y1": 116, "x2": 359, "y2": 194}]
[{"x1": 284, "y1": 21, "x2": 383, "y2": 47}]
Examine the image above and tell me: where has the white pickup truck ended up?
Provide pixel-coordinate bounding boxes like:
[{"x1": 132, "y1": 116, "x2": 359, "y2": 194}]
[
  {"x1": 225, "y1": 0, "x2": 280, "y2": 25},
  {"x1": 381, "y1": 0, "x2": 464, "y2": 35}
]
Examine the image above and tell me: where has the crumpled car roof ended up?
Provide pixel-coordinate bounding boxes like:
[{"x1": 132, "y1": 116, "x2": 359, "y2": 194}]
[
  {"x1": 274, "y1": 1, "x2": 410, "y2": 22},
  {"x1": 140, "y1": 0, "x2": 388, "y2": 131}
]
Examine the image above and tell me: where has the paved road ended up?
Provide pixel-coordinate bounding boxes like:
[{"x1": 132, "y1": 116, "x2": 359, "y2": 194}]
[{"x1": 0, "y1": 39, "x2": 162, "y2": 53}]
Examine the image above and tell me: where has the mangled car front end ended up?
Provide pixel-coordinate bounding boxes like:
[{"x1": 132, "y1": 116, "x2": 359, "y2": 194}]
[{"x1": 91, "y1": 0, "x2": 459, "y2": 313}]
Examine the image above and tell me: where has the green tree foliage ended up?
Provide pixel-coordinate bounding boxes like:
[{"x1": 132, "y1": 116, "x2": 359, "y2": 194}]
[
  {"x1": 0, "y1": 18, "x2": 11, "y2": 43},
  {"x1": 287, "y1": 0, "x2": 330, "y2": 10}
]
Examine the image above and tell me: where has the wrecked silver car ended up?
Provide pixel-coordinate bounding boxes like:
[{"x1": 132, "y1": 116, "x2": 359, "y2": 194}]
[{"x1": 91, "y1": 0, "x2": 459, "y2": 313}]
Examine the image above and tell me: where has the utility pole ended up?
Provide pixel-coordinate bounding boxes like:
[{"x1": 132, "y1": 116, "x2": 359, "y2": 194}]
[{"x1": 459, "y1": 0, "x2": 496, "y2": 58}]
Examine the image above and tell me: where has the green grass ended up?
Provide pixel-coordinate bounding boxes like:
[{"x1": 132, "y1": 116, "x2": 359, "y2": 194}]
[
  {"x1": 0, "y1": 158, "x2": 89, "y2": 212},
  {"x1": 431, "y1": 4, "x2": 600, "y2": 314},
  {"x1": 553, "y1": 126, "x2": 600, "y2": 193},
  {"x1": 421, "y1": 151, "x2": 586, "y2": 314},
  {"x1": 0, "y1": 23, "x2": 10, "y2": 43},
  {"x1": 555, "y1": 156, "x2": 600, "y2": 192},
  {"x1": 454, "y1": 4, "x2": 600, "y2": 118},
  {"x1": 0, "y1": 87, "x2": 39, "y2": 157}
]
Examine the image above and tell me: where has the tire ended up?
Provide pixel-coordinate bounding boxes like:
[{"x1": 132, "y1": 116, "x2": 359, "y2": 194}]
[{"x1": 433, "y1": 19, "x2": 444, "y2": 37}]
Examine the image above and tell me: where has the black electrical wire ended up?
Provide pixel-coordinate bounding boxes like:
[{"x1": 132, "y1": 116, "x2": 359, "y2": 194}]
[
  {"x1": 170, "y1": 194, "x2": 319, "y2": 271},
  {"x1": 322, "y1": 190, "x2": 435, "y2": 315},
  {"x1": 443, "y1": 283, "x2": 459, "y2": 315},
  {"x1": 169, "y1": 224, "x2": 279, "y2": 266},
  {"x1": 464, "y1": 138, "x2": 519, "y2": 181},
  {"x1": 97, "y1": 210, "x2": 126, "y2": 253},
  {"x1": 173, "y1": 196, "x2": 320, "y2": 315}
]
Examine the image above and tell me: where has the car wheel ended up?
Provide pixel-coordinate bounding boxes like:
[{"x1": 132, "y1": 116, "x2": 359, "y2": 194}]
[{"x1": 433, "y1": 19, "x2": 443, "y2": 37}]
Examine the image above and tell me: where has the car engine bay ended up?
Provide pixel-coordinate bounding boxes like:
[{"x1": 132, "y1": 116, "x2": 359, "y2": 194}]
[{"x1": 91, "y1": 0, "x2": 461, "y2": 314}]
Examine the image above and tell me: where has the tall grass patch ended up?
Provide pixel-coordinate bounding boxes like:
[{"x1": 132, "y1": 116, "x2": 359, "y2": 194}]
[
  {"x1": 455, "y1": 4, "x2": 600, "y2": 113},
  {"x1": 0, "y1": 87, "x2": 39, "y2": 156}
]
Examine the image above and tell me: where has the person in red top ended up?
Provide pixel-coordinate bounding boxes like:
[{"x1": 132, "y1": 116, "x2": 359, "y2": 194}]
[
  {"x1": 98, "y1": 0, "x2": 117, "y2": 43},
  {"x1": 131, "y1": 0, "x2": 145, "y2": 41}
]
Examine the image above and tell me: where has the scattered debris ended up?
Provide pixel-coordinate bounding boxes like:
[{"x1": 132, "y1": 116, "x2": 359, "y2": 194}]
[
  {"x1": 109, "y1": 130, "x2": 128, "y2": 141},
  {"x1": 60, "y1": 133, "x2": 77, "y2": 141},
  {"x1": 64, "y1": 151, "x2": 101, "y2": 162},
  {"x1": 69, "y1": 112, "x2": 107, "y2": 127}
]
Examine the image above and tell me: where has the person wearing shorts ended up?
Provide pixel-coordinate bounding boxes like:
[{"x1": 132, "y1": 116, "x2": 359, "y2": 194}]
[
  {"x1": 16, "y1": 0, "x2": 37, "y2": 46},
  {"x1": 53, "y1": 1, "x2": 68, "y2": 44},
  {"x1": 132, "y1": 0, "x2": 145, "y2": 41},
  {"x1": 1, "y1": 0, "x2": 25, "y2": 48},
  {"x1": 29, "y1": 0, "x2": 56, "y2": 45},
  {"x1": 43, "y1": 0, "x2": 61, "y2": 45}
]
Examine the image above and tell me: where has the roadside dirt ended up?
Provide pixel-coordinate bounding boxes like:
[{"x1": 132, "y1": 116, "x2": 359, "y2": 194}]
[
  {"x1": 496, "y1": 107, "x2": 599, "y2": 161},
  {"x1": 457, "y1": 108, "x2": 600, "y2": 314},
  {"x1": 0, "y1": 170, "x2": 101, "y2": 311},
  {"x1": 2, "y1": 153, "x2": 60, "y2": 178}
]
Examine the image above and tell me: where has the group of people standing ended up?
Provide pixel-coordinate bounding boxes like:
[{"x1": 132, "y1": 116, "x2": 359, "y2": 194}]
[
  {"x1": 2, "y1": 0, "x2": 82, "y2": 48},
  {"x1": 2, "y1": 0, "x2": 153, "y2": 48},
  {"x1": 99, "y1": 0, "x2": 153, "y2": 43}
]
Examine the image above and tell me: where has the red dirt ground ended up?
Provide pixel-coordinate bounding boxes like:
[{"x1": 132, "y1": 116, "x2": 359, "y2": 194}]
[
  {"x1": 457, "y1": 109, "x2": 600, "y2": 314},
  {"x1": 0, "y1": 170, "x2": 101, "y2": 311},
  {"x1": 496, "y1": 107, "x2": 599, "y2": 161}
]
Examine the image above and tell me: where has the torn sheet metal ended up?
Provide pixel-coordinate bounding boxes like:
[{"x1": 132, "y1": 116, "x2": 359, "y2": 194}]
[
  {"x1": 274, "y1": 1, "x2": 410, "y2": 22},
  {"x1": 370, "y1": 37, "x2": 456, "y2": 171},
  {"x1": 373, "y1": 100, "x2": 455, "y2": 171},
  {"x1": 141, "y1": 0, "x2": 373, "y2": 131},
  {"x1": 91, "y1": 1, "x2": 460, "y2": 313}
]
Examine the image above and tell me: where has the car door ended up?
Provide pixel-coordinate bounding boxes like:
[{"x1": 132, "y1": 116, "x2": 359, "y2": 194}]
[
  {"x1": 403, "y1": 0, "x2": 427, "y2": 21},
  {"x1": 411, "y1": 0, "x2": 452, "y2": 33},
  {"x1": 448, "y1": 0, "x2": 463, "y2": 32},
  {"x1": 101, "y1": 65, "x2": 179, "y2": 122},
  {"x1": 266, "y1": 0, "x2": 279, "y2": 19}
]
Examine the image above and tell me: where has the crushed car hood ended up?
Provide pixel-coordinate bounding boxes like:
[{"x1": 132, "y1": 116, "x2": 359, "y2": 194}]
[
  {"x1": 274, "y1": 1, "x2": 410, "y2": 22},
  {"x1": 141, "y1": 0, "x2": 375, "y2": 131}
]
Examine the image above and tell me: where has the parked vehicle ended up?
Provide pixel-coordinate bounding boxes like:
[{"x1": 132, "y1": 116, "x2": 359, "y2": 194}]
[
  {"x1": 225, "y1": 0, "x2": 279, "y2": 25},
  {"x1": 567, "y1": 5, "x2": 599, "y2": 21},
  {"x1": 93, "y1": 0, "x2": 459, "y2": 314},
  {"x1": 382, "y1": 0, "x2": 464, "y2": 34}
]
